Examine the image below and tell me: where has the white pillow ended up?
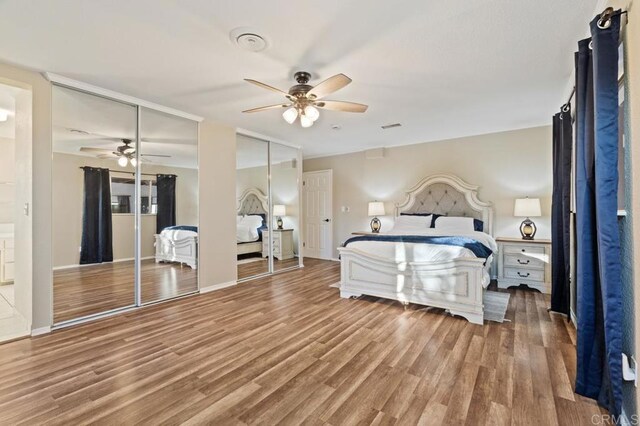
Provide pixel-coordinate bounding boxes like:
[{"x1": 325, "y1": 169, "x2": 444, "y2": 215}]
[
  {"x1": 434, "y1": 216, "x2": 475, "y2": 233},
  {"x1": 390, "y1": 215, "x2": 432, "y2": 233},
  {"x1": 241, "y1": 215, "x2": 263, "y2": 228},
  {"x1": 395, "y1": 215, "x2": 432, "y2": 227},
  {"x1": 236, "y1": 215, "x2": 244, "y2": 224}
]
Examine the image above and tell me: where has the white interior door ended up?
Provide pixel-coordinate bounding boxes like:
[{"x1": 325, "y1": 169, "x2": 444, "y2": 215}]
[{"x1": 302, "y1": 170, "x2": 333, "y2": 260}]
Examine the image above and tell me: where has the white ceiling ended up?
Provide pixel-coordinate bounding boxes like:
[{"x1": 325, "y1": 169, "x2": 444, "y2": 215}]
[
  {"x1": 0, "y1": 0, "x2": 597, "y2": 157},
  {"x1": 52, "y1": 85, "x2": 198, "y2": 169}
]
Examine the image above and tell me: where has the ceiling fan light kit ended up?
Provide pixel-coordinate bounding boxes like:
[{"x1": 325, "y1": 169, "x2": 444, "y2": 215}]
[{"x1": 243, "y1": 71, "x2": 368, "y2": 128}]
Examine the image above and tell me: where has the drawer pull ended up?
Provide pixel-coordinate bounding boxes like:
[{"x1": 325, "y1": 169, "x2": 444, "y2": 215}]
[
  {"x1": 521, "y1": 249, "x2": 526, "y2": 252},
  {"x1": 517, "y1": 259, "x2": 530, "y2": 265},
  {"x1": 517, "y1": 272, "x2": 530, "y2": 278}
]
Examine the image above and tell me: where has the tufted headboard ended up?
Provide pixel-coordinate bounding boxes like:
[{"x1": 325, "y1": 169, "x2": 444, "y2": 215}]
[
  {"x1": 237, "y1": 188, "x2": 269, "y2": 216},
  {"x1": 395, "y1": 174, "x2": 494, "y2": 235}
]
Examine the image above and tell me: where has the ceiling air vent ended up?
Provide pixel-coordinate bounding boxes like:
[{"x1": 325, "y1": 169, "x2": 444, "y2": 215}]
[{"x1": 381, "y1": 123, "x2": 401, "y2": 130}]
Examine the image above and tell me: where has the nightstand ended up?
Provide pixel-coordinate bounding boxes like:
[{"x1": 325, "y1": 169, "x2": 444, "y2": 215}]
[
  {"x1": 351, "y1": 231, "x2": 381, "y2": 236},
  {"x1": 262, "y1": 229, "x2": 294, "y2": 260},
  {"x1": 496, "y1": 237, "x2": 551, "y2": 294}
]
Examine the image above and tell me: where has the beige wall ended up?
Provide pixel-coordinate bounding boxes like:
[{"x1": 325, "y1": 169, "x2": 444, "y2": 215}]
[
  {"x1": 304, "y1": 126, "x2": 552, "y2": 259},
  {"x1": 623, "y1": 0, "x2": 640, "y2": 415},
  {"x1": 52, "y1": 152, "x2": 198, "y2": 268},
  {"x1": 0, "y1": 62, "x2": 51, "y2": 330},
  {"x1": 199, "y1": 121, "x2": 237, "y2": 289}
]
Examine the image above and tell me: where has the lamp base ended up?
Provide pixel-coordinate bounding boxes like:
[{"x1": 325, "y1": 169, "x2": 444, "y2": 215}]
[
  {"x1": 370, "y1": 217, "x2": 381, "y2": 233},
  {"x1": 519, "y1": 218, "x2": 537, "y2": 240},
  {"x1": 276, "y1": 217, "x2": 283, "y2": 230}
]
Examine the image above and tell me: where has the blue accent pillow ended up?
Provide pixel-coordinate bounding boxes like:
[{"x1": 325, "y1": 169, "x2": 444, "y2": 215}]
[{"x1": 474, "y1": 219, "x2": 484, "y2": 232}]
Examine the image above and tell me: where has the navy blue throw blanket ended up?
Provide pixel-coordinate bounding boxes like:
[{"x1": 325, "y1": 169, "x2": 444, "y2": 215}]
[
  {"x1": 163, "y1": 225, "x2": 198, "y2": 233},
  {"x1": 343, "y1": 235, "x2": 492, "y2": 260}
]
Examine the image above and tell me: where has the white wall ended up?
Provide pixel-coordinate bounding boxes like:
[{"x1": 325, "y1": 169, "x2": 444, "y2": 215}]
[
  {"x1": 303, "y1": 125, "x2": 552, "y2": 259},
  {"x1": 0, "y1": 137, "x2": 15, "y2": 223},
  {"x1": 52, "y1": 152, "x2": 199, "y2": 268}
]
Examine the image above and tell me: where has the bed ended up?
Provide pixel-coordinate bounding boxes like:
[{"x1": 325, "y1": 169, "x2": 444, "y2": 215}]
[
  {"x1": 236, "y1": 188, "x2": 269, "y2": 256},
  {"x1": 155, "y1": 226, "x2": 198, "y2": 269},
  {"x1": 337, "y1": 174, "x2": 495, "y2": 325}
]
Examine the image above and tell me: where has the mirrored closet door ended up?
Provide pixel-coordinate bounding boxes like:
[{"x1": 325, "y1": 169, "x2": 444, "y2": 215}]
[
  {"x1": 236, "y1": 135, "x2": 270, "y2": 280},
  {"x1": 52, "y1": 85, "x2": 200, "y2": 325},
  {"x1": 52, "y1": 85, "x2": 137, "y2": 323},
  {"x1": 140, "y1": 107, "x2": 199, "y2": 304},
  {"x1": 270, "y1": 143, "x2": 301, "y2": 272}
]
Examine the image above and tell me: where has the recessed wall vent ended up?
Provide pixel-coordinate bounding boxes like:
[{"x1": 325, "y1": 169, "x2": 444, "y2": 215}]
[{"x1": 381, "y1": 123, "x2": 401, "y2": 130}]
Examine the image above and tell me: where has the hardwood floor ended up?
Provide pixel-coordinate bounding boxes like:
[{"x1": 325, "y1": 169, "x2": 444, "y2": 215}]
[
  {"x1": 4, "y1": 259, "x2": 605, "y2": 425},
  {"x1": 237, "y1": 257, "x2": 300, "y2": 280},
  {"x1": 53, "y1": 259, "x2": 198, "y2": 323}
]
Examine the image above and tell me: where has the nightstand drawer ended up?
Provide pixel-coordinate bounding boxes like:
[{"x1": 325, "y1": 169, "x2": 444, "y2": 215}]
[
  {"x1": 504, "y1": 267, "x2": 544, "y2": 282},
  {"x1": 504, "y1": 253, "x2": 545, "y2": 270},
  {"x1": 502, "y1": 244, "x2": 545, "y2": 256}
]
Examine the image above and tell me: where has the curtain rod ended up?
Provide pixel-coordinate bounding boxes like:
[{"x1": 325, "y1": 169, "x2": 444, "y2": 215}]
[
  {"x1": 79, "y1": 166, "x2": 158, "y2": 177},
  {"x1": 561, "y1": 7, "x2": 628, "y2": 112}
]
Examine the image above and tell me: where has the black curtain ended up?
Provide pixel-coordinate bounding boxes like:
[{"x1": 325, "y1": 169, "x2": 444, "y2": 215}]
[
  {"x1": 80, "y1": 167, "x2": 113, "y2": 264},
  {"x1": 575, "y1": 11, "x2": 623, "y2": 416},
  {"x1": 156, "y1": 174, "x2": 177, "y2": 233},
  {"x1": 550, "y1": 108, "x2": 572, "y2": 315}
]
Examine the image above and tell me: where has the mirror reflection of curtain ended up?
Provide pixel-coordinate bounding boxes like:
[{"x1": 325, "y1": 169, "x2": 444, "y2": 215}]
[
  {"x1": 156, "y1": 174, "x2": 177, "y2": 232},
  {"x1": 80, "y1": 167, "x2": 113, "y2": 264}
]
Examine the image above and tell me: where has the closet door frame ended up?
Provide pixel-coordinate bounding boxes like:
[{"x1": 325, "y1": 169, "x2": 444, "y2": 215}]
[{"x1": 50, "y1": 79, "x2": 202, "y2": 328}]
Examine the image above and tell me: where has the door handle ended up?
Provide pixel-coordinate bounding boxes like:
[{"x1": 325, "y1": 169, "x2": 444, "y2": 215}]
[{"x1": 323, "y1": 219, "x2": 331, "y2": 222}]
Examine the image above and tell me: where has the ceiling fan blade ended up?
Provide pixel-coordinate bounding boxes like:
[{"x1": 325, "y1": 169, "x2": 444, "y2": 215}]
[
  {"x1": 80, "y1": 147, "x2": 112, "y2": 153},
  {"x1": 315, "y1": 100, "x2": 368, "y2": 113},
  {"x1": 244, "y1": 79, "x2": 292, "y2": 99},
  {"x1": 242, "y1": 104, "x2": 291, "y2": 113},
  {"x1": 141, "y1": 154, "x2": 172, "y2": 158},
  {"x1": 306, "y1": 74, "x2": 352, "y2": 100}
]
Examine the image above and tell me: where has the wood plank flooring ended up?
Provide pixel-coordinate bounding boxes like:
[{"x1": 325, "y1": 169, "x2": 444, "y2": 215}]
[
  {"x1": 3, "y1": 259, "x2": 605, "y2": 425},
  {"x1": 238, "y1": 257, "x2": 300, "y2": 280},
  {"x1": 53, "y1": 259, "x2": 198, "y2": 323}
]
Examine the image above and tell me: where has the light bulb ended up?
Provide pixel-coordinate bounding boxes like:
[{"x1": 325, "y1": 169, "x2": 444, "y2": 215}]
[
  {"x1": 117, "y1": 156, "x2": 128, "y2": 167},
  {"x1": 282, "y1": 107, "x2": 298, "y2": 124},
  {"x1": 0, "y1": 111, "x2": 8, "y2": 122},
  {"x1": 304, "y1": 105, "x2": 319, "y2": 122},
  {"x1": 300, "y1": 115, "x2": 313, "y2": 128},
  {"x1": 130, "y1": 157, "x2": 137, "y2": 167}
]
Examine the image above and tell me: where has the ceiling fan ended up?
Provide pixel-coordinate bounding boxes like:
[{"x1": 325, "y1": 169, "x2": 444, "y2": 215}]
[
  {"x1": 242, "y1": 71, "x2": 368, "y2": 128},
  {"x1": 80, "y1": 139, "x2": 171, "y2": 167}
]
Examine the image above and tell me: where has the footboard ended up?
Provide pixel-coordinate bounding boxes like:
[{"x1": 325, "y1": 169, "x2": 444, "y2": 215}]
[
  {"x1": 155, "y1": 235, "x2": 198, "y2": 269},
  {"x1": 338, "y1": 247, "x2": 485, "y2": 324}
]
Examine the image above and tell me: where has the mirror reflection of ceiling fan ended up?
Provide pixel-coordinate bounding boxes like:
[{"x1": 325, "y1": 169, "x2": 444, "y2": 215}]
[
  {"x1": 80, "y1": 139, "x2": 171, "y2": 167},
  {"x1": 242, "y1": 71, "x2": 368, "y2": 128}
]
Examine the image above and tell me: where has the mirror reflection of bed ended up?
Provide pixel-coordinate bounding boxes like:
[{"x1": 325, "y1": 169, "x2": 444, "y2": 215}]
[
  {"x1": 236, "y1": 134, "x2": 301, "y2": 281},
  {"x1": 51, "y1": 86, "x2": 199, "y2": 324}
]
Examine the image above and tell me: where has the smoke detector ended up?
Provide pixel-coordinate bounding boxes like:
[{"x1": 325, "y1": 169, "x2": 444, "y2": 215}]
[{"x1": 230, "y1": 27, "x2": 268, "y2": 52}]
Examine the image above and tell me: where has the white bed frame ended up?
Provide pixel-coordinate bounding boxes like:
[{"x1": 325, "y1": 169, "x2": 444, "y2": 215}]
[
  {"x1": 236, "y1": 188, "x2": 269, "y2": 256},
  {"x1": 155, "y1": 233, "x2": 198, "y2": 269},
  {"x1": 338, "y1": 174, "x2": 494, "y2": 325}
]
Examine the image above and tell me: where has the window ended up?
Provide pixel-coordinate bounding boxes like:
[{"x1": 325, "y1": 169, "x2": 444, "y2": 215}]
[{"x1": 110, "y1": 176, "x2": 157, "y2": 214}]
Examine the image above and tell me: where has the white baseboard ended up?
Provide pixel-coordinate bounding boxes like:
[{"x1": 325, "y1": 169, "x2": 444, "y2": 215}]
[
  {"x1": 200, "y1": 281, "x2": 236, "y2": 294},
  {"x1": 53, "y1": 256, "x2": 155, "y2": 271},
  {"x1": 31, "y1": 326, "x2": 51, "y2": 336}
]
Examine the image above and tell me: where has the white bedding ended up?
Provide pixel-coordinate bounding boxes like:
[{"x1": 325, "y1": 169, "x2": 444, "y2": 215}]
[
  {"x1": 237, "y1": 223, "x2": 260, "y2": 243},
  {"x1": 346, "y1": 229, "x2": 498, "y2": 287},
  {"x1": 160, "y1": 229, "x2": 197, "y2": 241}
]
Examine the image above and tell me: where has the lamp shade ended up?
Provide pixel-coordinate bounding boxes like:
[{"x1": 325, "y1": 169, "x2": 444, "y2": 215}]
[
  {"x1": 273, "y1": 204, "x2": 286, "y2": 216},
  {"x1": 368, "y1": 201, "x2": 385, "y2": 217},
  {"x1": 514, "y1": 198, "x2": 541, "y2": 217}
]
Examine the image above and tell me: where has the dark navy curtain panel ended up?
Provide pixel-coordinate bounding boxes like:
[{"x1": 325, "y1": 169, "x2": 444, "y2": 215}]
[
  {"x1": 575, "y1": 12, "x2": 622, "y2": 417},
  {"x1": 551, "y1": 108, "x2": 572, "y2": 315},
  {"x1": 156, "y1": 174, "x2": 177, "y2": 233},
  {"x1": 80, "y1": 167, "x2": 113, "y2": 264}
]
